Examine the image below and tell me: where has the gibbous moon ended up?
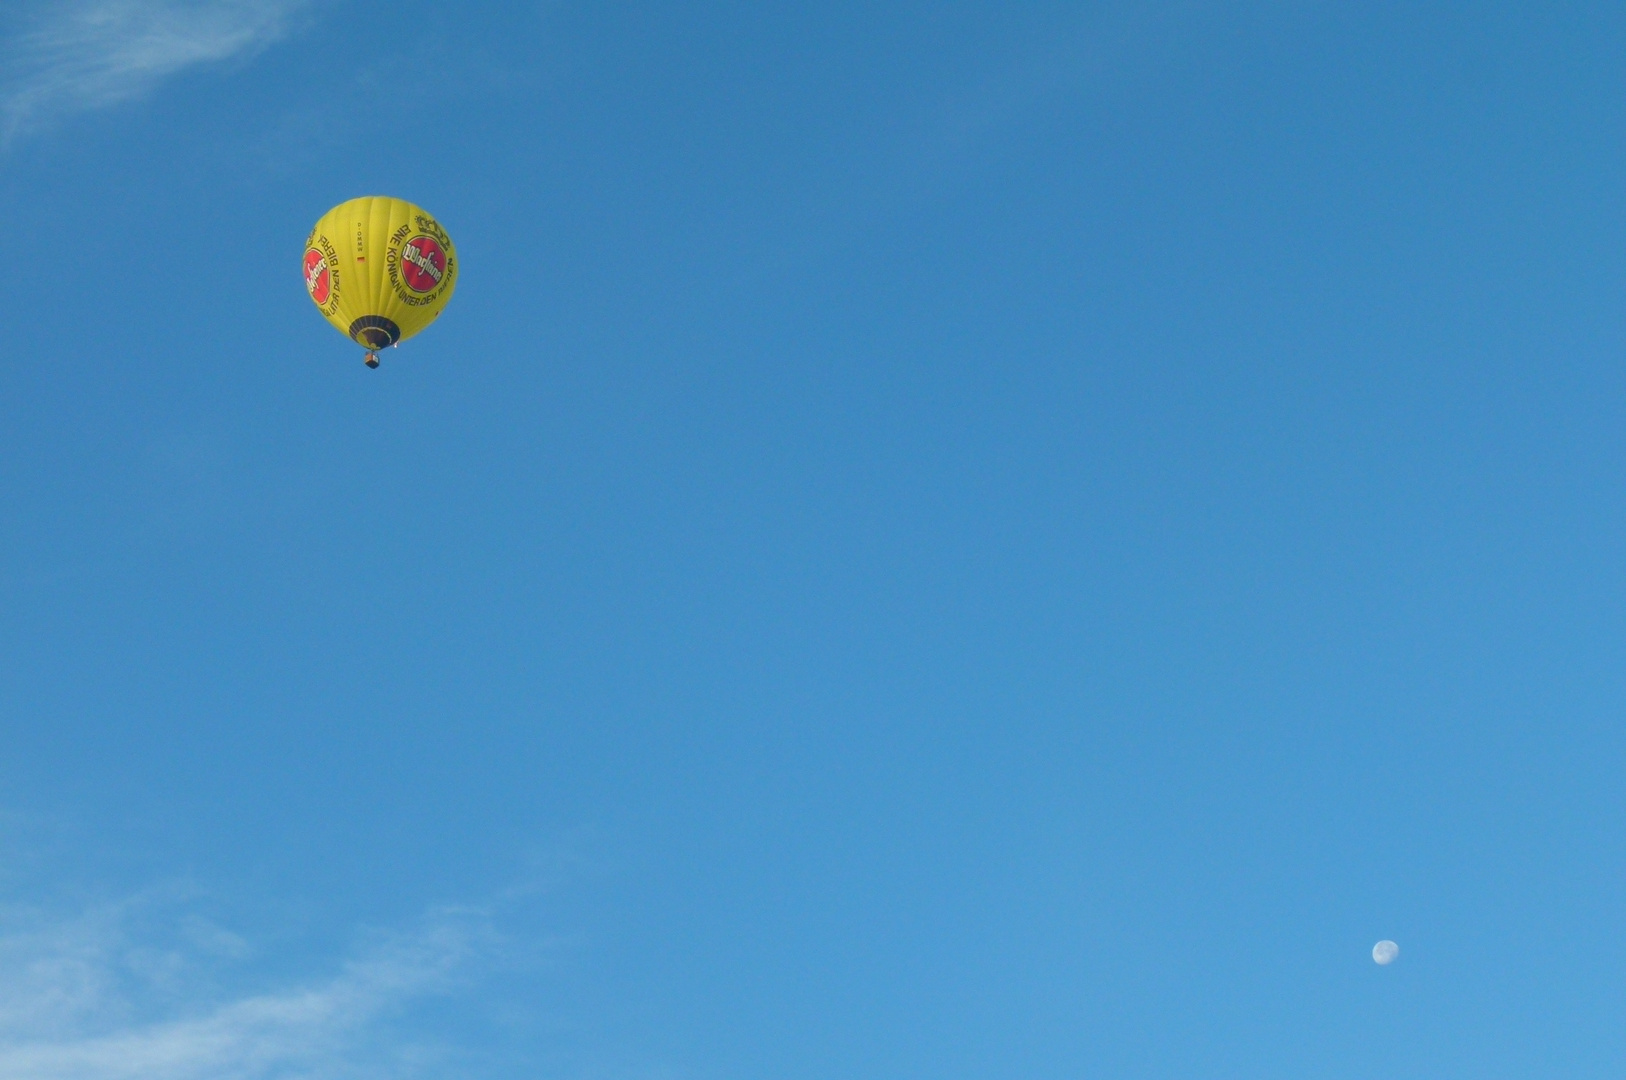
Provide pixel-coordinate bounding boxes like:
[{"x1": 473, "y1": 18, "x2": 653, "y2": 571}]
[{"x1": 1372, "y1": 940, "x2": 1399, "y2": 965}]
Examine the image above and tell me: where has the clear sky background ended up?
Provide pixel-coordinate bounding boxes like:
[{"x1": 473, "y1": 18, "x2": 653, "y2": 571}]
[{"x1": 0, "y1": 2, "x2": 1623, "y2": 1077}]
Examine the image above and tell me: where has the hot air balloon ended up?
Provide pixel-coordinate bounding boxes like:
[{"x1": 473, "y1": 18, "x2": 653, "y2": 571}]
[{"x1": 303, "y1": 196, "x2": 457, "y2": 368}]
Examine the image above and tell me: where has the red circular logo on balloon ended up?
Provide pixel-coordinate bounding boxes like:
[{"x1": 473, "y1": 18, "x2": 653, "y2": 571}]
[
  {"x1": 399, "y1": 235, "x2": 446, "y2": 293},
  {"x1": 304, "y1": 248, "x2": 331, "y2": 305}
]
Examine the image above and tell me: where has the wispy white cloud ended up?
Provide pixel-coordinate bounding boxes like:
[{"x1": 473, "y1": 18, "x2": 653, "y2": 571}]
[
  {"x1": 0, "y1": 1, "x2": 308, "y2": 143},
  {"x1": 0, "y1": 891, "x2": 491, "y2": 1080}
]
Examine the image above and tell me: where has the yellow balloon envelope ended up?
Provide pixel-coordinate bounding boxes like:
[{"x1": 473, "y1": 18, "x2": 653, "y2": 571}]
[{"x1": 303, "y1": 196, "x2": 457, "y2": 367}]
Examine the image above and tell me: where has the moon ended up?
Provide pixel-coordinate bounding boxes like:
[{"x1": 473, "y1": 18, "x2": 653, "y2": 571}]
[{"x1": 1372, "y1": 940, "x2": 1399, "y2": 965}]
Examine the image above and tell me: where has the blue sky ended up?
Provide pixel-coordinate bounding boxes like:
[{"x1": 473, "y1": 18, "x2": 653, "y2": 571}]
[{"x1": 1, "y1": 2, "x2": 1623, "y2": 1076}]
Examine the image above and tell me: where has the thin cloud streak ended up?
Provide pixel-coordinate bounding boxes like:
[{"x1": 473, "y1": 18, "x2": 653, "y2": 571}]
[
  {"x1": 1, "y1": 1, "x2": 307, "y2": 143},
  {"x1": 0, "y1": 895, "x2": 489, "y2": 1080}
]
